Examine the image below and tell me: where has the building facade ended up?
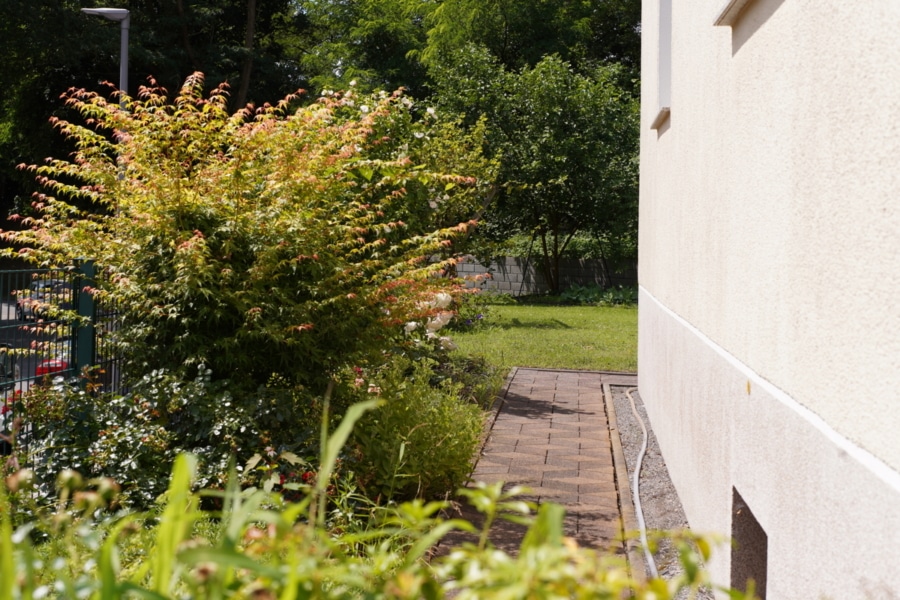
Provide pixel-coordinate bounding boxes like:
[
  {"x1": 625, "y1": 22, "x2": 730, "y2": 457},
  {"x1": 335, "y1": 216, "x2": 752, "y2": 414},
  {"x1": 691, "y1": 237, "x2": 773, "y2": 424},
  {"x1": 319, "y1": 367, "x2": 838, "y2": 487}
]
[{"x1": 639, "y1": 1, "x2": 900, "y2": 596}]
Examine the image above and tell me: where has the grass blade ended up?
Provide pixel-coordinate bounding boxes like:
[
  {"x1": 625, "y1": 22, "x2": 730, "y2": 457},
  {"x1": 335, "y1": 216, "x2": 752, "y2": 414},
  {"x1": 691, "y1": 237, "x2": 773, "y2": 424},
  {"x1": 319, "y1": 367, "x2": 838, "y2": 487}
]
[
  {"x1": 151, "y1": 453, "x2": 199, "y2": 596},
  {"x1": 0, "y1": 485, "x2": 14, "y2": 600}
]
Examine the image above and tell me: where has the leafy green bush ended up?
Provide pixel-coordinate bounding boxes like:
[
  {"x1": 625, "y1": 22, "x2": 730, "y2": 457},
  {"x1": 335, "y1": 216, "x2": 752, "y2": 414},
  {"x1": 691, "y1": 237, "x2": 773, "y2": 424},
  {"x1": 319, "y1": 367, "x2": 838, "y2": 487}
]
[
  {"x1": 431, "y1": 353, "x2": 504, "y2": 409},
  {"x1": 0, "y1": 75, "x2": 502, "y2": 509},
  {"x1": 8, "y1": 347, "x2": 494, "y2": 514},
  {"x1": 447, "y1": 289, "x2": 493, "y2": 332},
  {"x1": 2, "y1": 74, "x2": 494, "y2": 397},
  {"x1": 352, "y1": 358, "x2": 484, "y2": 499},
  {"x1": 560, "y1": 283, "x2": 639, "y2": 306}
]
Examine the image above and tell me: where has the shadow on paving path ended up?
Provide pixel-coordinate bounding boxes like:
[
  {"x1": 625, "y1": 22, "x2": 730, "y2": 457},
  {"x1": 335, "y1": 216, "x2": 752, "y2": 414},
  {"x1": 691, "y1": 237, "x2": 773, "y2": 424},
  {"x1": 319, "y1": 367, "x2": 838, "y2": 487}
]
[{"x1": 438, "y1": 367, "x2": 644, "y2": 573}]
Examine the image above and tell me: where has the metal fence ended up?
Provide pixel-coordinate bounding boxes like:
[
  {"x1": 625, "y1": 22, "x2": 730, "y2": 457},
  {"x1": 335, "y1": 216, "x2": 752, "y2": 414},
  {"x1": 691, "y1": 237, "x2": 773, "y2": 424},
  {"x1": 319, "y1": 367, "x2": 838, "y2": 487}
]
[{"x1": 0, "y1": 264, "x2": 122, "y2": 457}]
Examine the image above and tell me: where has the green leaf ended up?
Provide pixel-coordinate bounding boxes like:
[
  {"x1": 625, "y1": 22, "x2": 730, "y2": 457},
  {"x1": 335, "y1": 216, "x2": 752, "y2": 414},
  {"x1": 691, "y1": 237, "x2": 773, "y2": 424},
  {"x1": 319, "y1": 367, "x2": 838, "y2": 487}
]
[
  {"x1": 318, "y1": 399, "x2": 382, "y2": 492},
  {"x1": 178, "y1": 547, "x2": 283, "y2": 580},
  {"x1": 280, "y1": 451, "x2": 304, "y2": 466},
  {"x1": 245, "y1": 453, "x2": 263, "y2": 471},
  {"x1": 99, "y1": 515, "x2": 144, "y2": 600},
  {"x1": 0, "y1": 486, "x2": 13, "y2": 600},
  {"x1": 152, "y1": 453, "x2": 199, "y2": 596},
  {"x1": 519, "y1": 502, "x2": 564, "y2": 552}
]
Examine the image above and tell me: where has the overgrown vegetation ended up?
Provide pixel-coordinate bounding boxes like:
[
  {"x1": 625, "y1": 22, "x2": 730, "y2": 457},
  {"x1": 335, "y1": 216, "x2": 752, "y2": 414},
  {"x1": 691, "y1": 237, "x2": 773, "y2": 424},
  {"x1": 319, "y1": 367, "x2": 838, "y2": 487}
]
[
  {"x1": 0, "y1": 76, "x2": 500, "y2": 511},
  {"x1": 0, "y1": 444, "x2": 756, "y2": 599},
  {"x1": 560, "y1": 283, "x2": 639, "y2": 306}
]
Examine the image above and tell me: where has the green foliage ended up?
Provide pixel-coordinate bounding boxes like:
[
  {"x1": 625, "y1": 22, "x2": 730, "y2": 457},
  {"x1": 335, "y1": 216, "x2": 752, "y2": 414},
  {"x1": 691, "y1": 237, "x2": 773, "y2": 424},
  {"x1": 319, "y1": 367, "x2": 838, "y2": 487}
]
[
  {"x1": 0, "y1": 453, "x2": 757, "y2": 599},
  {"x1": 560, "y1": 284, "x2": 639, "y2": 306},
  {"x1": 446, "y1": 289, "x2": 492, "y2": 332},
  {"x1": 431, "y1": 48, "x2": 639, "y2": 292},
  {"x1": 290, "y1": 0, "x2": 431, "y2": 96},
  {"x1": 352, "y1": 358, "x2": 484, "y2": 500},
  {"x1": 431, "y1": 354, "x2": 504, "y2": 409},
  {"x1": 0, "y1": 69, "x2": 499, "y2": 506},
  {"x1": 3, "y1": 74, "x2": 493, "y2": 396},
  {"x1": 419, "y1": 0, "x2": 640, "y2": 75},
  {"x1": 10, "y1": 368, "x2": 305, "y2": 511},
  {"x1": 8, "y1": 348, "x2": 495, "y2": 514},
  {"x1": 500, "y1": 231, "x2": 637, "y2": 265},
  {"x1": 0, "y1": 0, "x2": 309, "y2": 214}
]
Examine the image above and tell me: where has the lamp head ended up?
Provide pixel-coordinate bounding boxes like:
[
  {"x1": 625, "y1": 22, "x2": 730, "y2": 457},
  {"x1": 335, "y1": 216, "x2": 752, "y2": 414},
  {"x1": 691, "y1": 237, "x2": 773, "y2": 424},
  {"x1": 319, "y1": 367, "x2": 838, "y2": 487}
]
[{"x1": 80, "y1": 8, "x2": 130, "y2": 22}]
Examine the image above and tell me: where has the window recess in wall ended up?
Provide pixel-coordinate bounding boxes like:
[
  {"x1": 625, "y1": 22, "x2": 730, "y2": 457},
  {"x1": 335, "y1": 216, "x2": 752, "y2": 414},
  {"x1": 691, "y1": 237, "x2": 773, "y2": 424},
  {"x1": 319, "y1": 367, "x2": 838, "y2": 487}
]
[
  {"x1": 714, "y1": 0, "x2": 756, "y2": 26},
  {"x1": 651, "y1": 0, "x2": 672, "y2": 130}
]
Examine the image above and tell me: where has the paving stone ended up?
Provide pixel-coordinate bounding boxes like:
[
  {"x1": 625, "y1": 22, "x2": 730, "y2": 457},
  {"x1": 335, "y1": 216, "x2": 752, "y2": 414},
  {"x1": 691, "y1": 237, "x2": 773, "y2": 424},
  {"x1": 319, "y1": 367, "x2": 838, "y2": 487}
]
[
  {"x1": 443, "y1": 368, "x2": 636, "y2": 556},
  {"x1": 539, "y1": 492, "x2": 580, "y2": 504},
  {"x1": 488, "y1": 434, "x2": 526, "y2": 445},
  {"x1": 481, "y1": 444, "x2": 517, "y2": 454},
  {"x1": 472, "y1": 462, "x2": 511, "y2": 475},
  {"x1": 516, "y1": 439, "x2": 551, "y2": 450},
  {"x1": 490, "y1": 421, "x2": 525, "y2": 431}
]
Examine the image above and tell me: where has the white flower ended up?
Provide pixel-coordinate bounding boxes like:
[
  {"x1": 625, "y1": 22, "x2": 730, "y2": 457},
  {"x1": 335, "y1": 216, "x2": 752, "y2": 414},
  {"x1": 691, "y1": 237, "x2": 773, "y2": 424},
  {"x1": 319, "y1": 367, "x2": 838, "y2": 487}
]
[
  {"x1": 360, "y1": 105, "x2": 369, "y2": 113},
  {"x1": 349, "y1": 79, "x2": 357, "y2": 87},
  {"x1": 404, "y1": 321, "x2": 419, "y2": 333},
  {"x1": 433, "y1": 292, "x2": 453, "y2": 309},
  {"x1": 426, "y1": 107, "x2": 435, "y2": 116},
  {"x1": 439, "y1": 336, "x2": 458, "y2": 351},
  {"x1": 414, "y1": 132, "x2": 425, "y2": 139},
  {"x1": 426, "y1": 311, "x2": 453, "y2": 332},
  {"x1": 428, "y1": 200, "x2": 438, "y2": 209}
]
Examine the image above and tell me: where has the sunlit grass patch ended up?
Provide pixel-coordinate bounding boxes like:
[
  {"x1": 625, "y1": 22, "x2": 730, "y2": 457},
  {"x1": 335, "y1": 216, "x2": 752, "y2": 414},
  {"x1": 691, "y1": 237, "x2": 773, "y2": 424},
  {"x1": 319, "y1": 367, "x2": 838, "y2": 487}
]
[{"x1": 452, "y1": 304, "x2": 637, "y2": 373}]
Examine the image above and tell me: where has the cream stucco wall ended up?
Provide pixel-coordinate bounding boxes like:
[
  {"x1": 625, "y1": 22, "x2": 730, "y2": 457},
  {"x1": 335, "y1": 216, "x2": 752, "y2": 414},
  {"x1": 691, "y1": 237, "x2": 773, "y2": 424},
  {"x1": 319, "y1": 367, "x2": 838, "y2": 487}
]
[{"x1": 639, "y1": 0, "x2": 900, "y2": 595}]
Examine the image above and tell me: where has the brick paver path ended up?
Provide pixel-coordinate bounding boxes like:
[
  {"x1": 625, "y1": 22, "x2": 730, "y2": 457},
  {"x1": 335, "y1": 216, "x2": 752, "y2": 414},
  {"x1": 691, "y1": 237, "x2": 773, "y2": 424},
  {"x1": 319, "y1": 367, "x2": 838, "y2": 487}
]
[{"x1": 445, "y1": 367, "x2": 638, "y2": 554}]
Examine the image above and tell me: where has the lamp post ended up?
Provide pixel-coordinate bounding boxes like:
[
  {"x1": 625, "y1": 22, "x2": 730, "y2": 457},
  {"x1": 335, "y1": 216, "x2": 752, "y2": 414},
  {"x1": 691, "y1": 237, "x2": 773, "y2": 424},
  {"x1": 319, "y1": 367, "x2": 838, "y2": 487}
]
[{"x1": 81, "y1": 8, "x2": 130, "y2": 104}]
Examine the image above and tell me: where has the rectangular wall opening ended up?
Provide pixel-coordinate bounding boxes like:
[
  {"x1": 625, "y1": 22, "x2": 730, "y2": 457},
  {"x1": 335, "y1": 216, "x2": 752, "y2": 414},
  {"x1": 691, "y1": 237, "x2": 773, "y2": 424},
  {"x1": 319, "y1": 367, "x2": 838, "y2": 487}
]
[{"x1": 731, "y1": 487, "x2": 768, "y2": 598}]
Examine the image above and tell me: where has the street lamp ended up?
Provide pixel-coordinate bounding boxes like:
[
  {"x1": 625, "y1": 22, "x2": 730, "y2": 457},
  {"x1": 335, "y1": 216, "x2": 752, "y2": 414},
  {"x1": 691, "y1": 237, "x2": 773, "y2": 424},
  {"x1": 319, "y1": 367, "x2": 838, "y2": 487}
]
[{"x1": 81, "y1": 8, "x2": 130, "y2": 103}]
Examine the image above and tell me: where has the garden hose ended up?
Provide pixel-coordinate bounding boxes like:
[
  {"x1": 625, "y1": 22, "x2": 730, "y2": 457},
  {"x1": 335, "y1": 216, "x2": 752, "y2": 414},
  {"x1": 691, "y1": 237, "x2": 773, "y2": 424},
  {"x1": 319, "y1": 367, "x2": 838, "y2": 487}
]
[{"x1": 626, "y1": 387, "x2": 659, "y2": 579}]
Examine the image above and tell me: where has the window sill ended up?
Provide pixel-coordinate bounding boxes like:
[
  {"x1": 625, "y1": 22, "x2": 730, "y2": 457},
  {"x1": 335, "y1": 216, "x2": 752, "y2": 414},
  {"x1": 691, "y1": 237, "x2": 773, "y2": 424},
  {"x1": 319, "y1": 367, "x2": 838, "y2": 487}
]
[
  {"x1": 714, "y1": 0, "x2": 756, "y2": 26},
  {"x1": 650, "y1": 107, "x2": 671, "y2": 130}
]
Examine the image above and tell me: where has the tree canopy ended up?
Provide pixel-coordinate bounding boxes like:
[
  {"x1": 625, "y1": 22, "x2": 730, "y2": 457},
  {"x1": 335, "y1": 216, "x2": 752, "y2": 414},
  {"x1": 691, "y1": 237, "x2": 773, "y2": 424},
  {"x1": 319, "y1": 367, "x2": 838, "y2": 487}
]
[
  {"x1": 0, "y1": 0, "x2": 641, "y2": 285},
  {"x1": 431, "y1": 47, "x2": 639, "y2": 291}
]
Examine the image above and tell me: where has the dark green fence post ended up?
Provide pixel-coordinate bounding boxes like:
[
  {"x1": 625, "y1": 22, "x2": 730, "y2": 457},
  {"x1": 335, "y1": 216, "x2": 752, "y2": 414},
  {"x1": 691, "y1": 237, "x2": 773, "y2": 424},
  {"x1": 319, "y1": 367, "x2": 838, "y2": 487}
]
[{"x1": 74, "y1": 260, "x2": 96, "y2": 375}]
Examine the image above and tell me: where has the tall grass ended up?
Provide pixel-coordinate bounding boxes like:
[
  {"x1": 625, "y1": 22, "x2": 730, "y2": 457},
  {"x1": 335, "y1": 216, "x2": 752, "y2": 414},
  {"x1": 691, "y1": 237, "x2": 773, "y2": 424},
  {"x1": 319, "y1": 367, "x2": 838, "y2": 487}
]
[
  {"x1": 452, "y1": 304, "x2": 638, "y2": 372},
  {"x1": 0, "y1": 394, "x2": 756, "y2": 599}
]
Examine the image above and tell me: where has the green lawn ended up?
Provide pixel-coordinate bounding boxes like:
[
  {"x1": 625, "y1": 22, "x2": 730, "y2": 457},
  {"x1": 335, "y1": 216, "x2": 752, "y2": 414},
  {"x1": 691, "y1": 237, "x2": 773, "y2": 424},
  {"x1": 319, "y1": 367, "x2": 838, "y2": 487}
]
[{"x1": 452, "y1": 304, "x2": 637, "y2": 373}]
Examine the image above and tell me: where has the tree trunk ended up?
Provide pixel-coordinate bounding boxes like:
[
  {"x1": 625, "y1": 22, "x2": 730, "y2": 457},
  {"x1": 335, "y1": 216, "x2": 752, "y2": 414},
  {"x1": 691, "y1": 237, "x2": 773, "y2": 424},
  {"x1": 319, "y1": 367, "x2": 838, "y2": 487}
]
[
  {"x1": 538, "y1": 229, "x2": 560, "y2": 294},
  {"x1": 235, "y1": 0, "x2": 257, "y2": 110},
  {"x1": 176, "y1": 0, "x2": 199, "y2": 71}
]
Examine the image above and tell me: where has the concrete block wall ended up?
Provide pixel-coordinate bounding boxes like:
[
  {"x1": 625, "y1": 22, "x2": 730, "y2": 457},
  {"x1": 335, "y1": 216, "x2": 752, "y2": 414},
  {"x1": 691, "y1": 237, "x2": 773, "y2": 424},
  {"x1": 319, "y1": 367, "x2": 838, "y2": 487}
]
[{"x1": 456, "y1": 256, "x2": 636, "y2": 295}]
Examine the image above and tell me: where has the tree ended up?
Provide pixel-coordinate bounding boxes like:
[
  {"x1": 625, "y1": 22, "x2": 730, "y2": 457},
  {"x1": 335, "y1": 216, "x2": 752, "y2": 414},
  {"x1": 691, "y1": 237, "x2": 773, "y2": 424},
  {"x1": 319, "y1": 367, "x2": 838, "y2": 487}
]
[
  {"x1": 431, "y1": 48, "x2": 639, "y2": 292},
  {"x1": 418, "y1": 0, "x2": 641, "y2": 76},
  {"x1": 0, "y1": 0, "x2": 307, "y2": 219},
  {"x1": 284, "y1": 0, "x2": 430, "y2": 96}
]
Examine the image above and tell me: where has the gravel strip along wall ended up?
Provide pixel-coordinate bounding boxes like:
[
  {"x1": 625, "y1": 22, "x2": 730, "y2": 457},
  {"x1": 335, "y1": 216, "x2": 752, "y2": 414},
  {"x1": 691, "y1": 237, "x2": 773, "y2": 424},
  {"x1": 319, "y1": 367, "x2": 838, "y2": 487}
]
[{"x1": 609, "y1": 386, "x2": 714, "y2": 599}]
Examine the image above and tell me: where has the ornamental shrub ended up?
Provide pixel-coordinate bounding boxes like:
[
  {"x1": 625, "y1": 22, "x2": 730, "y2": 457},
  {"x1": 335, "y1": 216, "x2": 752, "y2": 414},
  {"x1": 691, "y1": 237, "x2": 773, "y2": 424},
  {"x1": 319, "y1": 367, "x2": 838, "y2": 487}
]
[
  {"x1": 1, "y1": 74, "x2": 496, "y2": 397},
  {"x1": 0, "y1": 75, "x2": 498, "y2": 509},
  {"x1": 351, "y1": 357, "x2": 484, "y2": 500}
]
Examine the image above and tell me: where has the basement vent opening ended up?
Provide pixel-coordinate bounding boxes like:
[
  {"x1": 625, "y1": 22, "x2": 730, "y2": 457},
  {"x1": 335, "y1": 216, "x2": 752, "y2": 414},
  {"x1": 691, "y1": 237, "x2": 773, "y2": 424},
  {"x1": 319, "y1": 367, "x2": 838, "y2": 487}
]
[{"x1": 731, "y1": 487, "x2": 768, "y2": 599}]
